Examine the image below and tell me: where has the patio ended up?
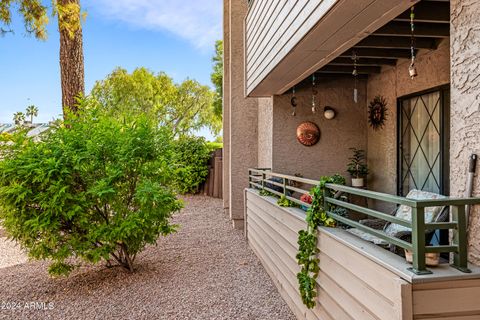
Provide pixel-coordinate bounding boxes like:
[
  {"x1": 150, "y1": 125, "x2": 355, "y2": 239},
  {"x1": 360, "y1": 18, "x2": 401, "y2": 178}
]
[{"x1": 0, "y1": 196, "x2": 294, "y2": 320}]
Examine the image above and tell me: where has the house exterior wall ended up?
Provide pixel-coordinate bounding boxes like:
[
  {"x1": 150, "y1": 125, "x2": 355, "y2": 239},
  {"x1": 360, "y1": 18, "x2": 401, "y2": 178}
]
[
  {"x1": 224, "y1": 0, "x2": 260, "y2": 229},
  {"x1": 366, "y1": 41, "x2": 450, "y2": 211},
  {"x1": 450, "y1": 0, "x2": 480, "y2": 266},
  {"x1": 271, "y1": 78, "x2": 367, "y2": 180},
  {"x1": 222, "y1": 0, "x2": 231, "y2": 213},
  {"x1": 257, "y1": 97, "x2": 273, "y2": 168}
]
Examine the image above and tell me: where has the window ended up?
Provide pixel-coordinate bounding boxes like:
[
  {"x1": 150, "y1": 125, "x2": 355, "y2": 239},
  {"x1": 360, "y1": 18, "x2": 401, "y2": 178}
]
[{"x1": 398, "y1": 86, "x2": 450, "y2": 196}]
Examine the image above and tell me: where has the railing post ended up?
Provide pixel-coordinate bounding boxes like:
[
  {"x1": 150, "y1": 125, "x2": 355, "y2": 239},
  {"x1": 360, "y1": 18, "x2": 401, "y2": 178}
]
[
  {"x1": 283, "y1": 178, "x2": 287, "y2": 196},
  {"x1": 451, "y1": 205, "x2": 471, "y2": 273},
  {"x1": 324, "y1": 185, "x2": 331, "y2": 213},
  {"x1": 409, "y1": 206, "x2": 431, "y2": 275},
  {"x1": 261, "y1": 172, "x2": 265, "y2": 190}
]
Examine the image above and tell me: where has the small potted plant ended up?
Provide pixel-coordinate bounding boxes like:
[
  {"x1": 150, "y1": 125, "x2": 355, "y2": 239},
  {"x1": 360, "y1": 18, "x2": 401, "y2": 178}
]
[{"x1": 347, "y1": 148, "x2": 369, "y2": 187}]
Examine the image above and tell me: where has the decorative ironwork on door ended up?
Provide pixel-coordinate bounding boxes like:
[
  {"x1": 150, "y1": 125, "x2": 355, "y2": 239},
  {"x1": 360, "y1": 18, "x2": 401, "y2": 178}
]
[{"x1": 398, "y1": 87, "x2": 449, "y2": 196}]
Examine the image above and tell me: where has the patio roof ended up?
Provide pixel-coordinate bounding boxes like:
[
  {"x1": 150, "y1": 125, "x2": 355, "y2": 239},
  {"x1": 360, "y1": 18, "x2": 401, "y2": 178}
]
[
  {"x1": 246, "y1": 0, "x2": 450, "y2": 96},
  {"x1": 317, "y1": 0, "x2": 450, "y2": 77}
]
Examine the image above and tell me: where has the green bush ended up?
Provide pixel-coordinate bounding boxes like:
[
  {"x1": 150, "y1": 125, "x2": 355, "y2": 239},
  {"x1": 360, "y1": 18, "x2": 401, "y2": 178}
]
[
  {"x1": 172, "y1": 136, "x2": 211, "y2": 194},
  {"x1": 0, "y1": 104, "x2": 182, "y2": 276}
]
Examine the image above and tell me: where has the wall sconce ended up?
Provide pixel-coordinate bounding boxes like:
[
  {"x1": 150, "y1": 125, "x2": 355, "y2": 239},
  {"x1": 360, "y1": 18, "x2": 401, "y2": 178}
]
[{"x1": 324, "y1": 106, "x2": 336, "y2": 120}]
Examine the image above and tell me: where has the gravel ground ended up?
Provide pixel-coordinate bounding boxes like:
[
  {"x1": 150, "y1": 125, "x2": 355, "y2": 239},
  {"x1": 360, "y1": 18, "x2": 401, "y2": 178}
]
[{"x1": 0, "y1": 196, "x2": 295, "y2": 320}]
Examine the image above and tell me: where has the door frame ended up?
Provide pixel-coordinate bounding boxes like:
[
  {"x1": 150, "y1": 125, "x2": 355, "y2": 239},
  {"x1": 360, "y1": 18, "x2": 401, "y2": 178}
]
[{"x1": 396, "y1": 84, "x2": 450, "y2": 196}]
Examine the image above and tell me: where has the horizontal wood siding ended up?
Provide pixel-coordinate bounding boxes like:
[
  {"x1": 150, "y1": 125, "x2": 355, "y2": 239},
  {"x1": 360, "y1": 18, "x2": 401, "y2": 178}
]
[
  {"x1": 412, "y1": 280, "x2": 480, "y2": 319},
  {"x1": 245, "y1": 190, "x2": 410, "y2": 320},
  {"x1": 245, "y1": 0, "x2": 338, "y2": 94}
]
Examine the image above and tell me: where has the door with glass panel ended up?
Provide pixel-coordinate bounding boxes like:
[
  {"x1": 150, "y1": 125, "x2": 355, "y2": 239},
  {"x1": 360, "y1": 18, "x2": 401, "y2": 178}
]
[{"x1": 398, "y1": 87, "x2": 450, "y2": 196}]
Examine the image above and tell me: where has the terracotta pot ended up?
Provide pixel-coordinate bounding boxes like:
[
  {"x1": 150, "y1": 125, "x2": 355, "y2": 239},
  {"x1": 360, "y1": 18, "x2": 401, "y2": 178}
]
[
  {"x1": 404, "y1": 250, "x2": 440, "y2": 267},
  {"x1": 351, "y1": 178, "x2": 364, "y2": 188}
]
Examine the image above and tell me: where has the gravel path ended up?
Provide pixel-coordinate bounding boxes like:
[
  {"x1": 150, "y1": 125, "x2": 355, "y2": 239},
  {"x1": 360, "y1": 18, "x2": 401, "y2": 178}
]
[{"x1": 0, "y1": 196, "x2": 295, "y2": 320}]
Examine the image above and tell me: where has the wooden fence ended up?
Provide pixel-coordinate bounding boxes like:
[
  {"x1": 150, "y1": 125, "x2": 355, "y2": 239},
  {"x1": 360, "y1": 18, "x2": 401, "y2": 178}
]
[{"x1": 200, "y1": 148, "x2": 222, "y2": 198}]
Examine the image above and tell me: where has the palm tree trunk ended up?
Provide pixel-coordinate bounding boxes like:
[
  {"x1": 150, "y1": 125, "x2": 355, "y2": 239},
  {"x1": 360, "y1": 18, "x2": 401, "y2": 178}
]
[{"x1": 58, "y1": 0, "x2": 85, "y2": 116}]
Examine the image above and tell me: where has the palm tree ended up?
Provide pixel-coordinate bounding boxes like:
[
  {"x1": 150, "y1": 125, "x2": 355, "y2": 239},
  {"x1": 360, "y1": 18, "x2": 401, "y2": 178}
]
[
  {"x1": 13, "y1": 112, "x2": 26, "y2": 125},
  {"x1": 26, "y1": 105, "x2": 39, "y2": 124}
]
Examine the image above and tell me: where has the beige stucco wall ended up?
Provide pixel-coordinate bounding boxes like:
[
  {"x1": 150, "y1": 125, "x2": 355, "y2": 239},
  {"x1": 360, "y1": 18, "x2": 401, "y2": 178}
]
[
  {"x1": 451, "y1": 0, "x2": 480, "y2": 266},
  {"x1": 366, "y1": 41, "x2": 450, "y2": 202},
  {"x1": 271, "y1": 77, "x2": 368, "y2": 180},
  {"x1": 224, "y1": 0, "x2": 259, "y2": 229},
  {"x1": 222, "y1": 0, "x2": 231, "y2": 212},
  {"x1": 257, "y1": 97, "x2": 273, "y2": 168}
]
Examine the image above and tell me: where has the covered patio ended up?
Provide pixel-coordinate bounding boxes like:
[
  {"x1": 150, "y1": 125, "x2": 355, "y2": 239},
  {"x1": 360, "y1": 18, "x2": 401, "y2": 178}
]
[{"x1": 224, "y1": 0, "x2": 480, "y2": 319}]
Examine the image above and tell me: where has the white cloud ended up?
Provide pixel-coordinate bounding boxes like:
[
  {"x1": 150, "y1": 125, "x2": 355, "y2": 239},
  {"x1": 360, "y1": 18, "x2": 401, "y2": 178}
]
[{"x1": 88, "y1": 0, "x2": 222, "y2": 50}]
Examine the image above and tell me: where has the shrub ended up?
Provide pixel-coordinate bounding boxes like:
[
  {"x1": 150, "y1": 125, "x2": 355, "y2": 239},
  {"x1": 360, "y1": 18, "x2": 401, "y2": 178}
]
[
  {"x1": 172, "y1": 136, "x2": 211, "y2": 194},
  {"x1": 0, "y1": 104, "x2": 182, "y2": 276}
]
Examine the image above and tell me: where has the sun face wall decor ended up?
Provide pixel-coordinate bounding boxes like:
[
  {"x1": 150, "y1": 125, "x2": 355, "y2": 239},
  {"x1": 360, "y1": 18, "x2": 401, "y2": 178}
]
[
  {"x1": 368, "y1": 95, "x2": 388, "y2": 131},
  {"x1": 296, "y1": 121, "x2": 320, "y2": 146}
]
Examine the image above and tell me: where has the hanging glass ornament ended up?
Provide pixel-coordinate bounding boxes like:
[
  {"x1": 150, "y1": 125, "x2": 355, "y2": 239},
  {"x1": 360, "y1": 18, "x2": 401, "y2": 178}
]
[
  {"x1": 311, "y1": 74, "x2": 317, "y2": 113},
  {"x1": 290, "y1": 87, "x2": 297, "y2": 116},
  {"x1": 352, "y1": 51, "x2": 359, "y2": 103},
  {"x1": 409, "y1": 6, "x2": 418, "y2": 79}
]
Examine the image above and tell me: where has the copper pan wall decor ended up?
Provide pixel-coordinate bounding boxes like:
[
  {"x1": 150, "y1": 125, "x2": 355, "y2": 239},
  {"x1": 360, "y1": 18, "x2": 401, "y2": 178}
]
[{"x1": 296, "y1": 121, "x2": 320, "y2": 146}]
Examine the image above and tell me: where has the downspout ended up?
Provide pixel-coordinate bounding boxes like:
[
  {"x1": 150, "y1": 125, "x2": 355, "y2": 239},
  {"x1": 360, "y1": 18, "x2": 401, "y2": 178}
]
[{"x1": 466, "y1": 154, "x2": 478, "y2": 228}]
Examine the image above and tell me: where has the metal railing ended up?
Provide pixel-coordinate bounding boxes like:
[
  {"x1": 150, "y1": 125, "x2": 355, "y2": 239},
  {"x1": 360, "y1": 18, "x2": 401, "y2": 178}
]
[{"x1": 248, "y1": 168, "x2": 480, "y2": 275}]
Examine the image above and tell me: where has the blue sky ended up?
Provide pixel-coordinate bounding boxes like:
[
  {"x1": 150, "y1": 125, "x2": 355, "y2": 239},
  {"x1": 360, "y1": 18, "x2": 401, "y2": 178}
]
[{"x1": 0, "y1": 0, "x2": 222, "y2": 139}]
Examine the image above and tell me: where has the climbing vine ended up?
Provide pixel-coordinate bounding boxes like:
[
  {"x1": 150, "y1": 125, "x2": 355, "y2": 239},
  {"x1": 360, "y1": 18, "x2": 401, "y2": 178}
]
[{"x1": 296, "y1": 174, "x2": 345, "y2": 309}]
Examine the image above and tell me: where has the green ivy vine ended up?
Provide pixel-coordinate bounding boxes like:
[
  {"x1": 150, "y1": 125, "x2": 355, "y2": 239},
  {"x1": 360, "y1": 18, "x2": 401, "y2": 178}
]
[{"x1": 296, "y1": 174, "x2": 345, "y2": 309}]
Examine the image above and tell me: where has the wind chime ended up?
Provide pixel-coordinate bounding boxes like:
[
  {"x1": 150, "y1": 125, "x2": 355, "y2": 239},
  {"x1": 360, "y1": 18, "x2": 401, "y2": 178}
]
[
  {"x1": 291, "y1": 86, "x2": 297, "y2": 116},
  {"x1": 311, "y1": 74, "x2": 317, "y2": 113},
  {"x1": 409, "y1": 6, "x2": 418, "y2": 79},
  {"x1": 352, "y1": 51, "x2": 358, "y2": 103}
]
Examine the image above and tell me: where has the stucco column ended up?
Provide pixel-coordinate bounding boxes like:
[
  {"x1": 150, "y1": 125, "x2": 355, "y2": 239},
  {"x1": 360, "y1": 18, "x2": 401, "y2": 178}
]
[
  {"x1": 450, "y1": 0, "x2": 480, "y2": 266},
  {"x1": 224, "y1": 0, "x2": 258, "y2": 229},
  {"x1": 222, "y1": 0, "x2": 231, "y2": 213}
]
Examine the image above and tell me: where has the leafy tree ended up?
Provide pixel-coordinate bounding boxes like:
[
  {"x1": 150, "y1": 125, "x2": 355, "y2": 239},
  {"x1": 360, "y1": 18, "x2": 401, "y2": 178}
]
[
  {"x1": 91, "y1": 67, "x2": 221, "y2": 137},
  {"x1": 26, "y1": 104, "x2": 38, "y2": 123},
  {"x1": 0, "y1": 102, "x2": 182, "y2": 275},
  {"x1": 171, "y1": 136, "x2": 211, "y2": 194},
  {"x1": 13, "y1": 111, "x2": 25, "y2": 124},
  {"x1": 0, "y1": 0, "x2": 85, "y2": 116},
  {"x1": 211, "y1": 40, "x2": 223, "y2": 119}
]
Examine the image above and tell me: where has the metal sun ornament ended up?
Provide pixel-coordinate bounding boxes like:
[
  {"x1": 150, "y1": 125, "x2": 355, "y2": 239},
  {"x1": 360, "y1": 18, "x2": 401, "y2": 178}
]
[
  {"x1": 409, "y1": 6, "x2": 418, "y2": 79},
  {"x1": 368, "y1": 95, "x2": 388, "y2": 131}
]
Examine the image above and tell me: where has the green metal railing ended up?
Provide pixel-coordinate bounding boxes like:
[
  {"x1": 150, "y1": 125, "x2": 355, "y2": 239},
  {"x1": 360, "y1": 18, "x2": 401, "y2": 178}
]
[{"x1": 248, "y1": 168, "x2": 480, "y2": 275}]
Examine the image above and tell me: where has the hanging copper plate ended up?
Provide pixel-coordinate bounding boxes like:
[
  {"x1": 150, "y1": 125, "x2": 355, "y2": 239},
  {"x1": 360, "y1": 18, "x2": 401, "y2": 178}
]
[{"x1": 296, "y1": 122, "x2": 320, "y2": 146}]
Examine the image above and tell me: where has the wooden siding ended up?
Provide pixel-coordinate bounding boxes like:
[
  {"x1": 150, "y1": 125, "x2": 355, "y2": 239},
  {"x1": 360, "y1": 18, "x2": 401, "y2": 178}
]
[
  {"x1": 412, "y1": 280, "x2": 480, "y2": 319},
  {"x1": 245, "y1": 190, "x2": 410, "y2": 320},
  {"x1": 245, "y1": 190, "x2": 480, "y2": 320},
  {"x1": 245, "y1": 0, "x2": 337, "y2": 95}
]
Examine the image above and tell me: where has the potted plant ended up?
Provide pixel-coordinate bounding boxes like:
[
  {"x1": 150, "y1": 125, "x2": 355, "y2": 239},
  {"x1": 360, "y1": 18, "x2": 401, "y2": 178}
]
[{"x1": 347, "y1": 148, "x2": 369, "y2": 187}]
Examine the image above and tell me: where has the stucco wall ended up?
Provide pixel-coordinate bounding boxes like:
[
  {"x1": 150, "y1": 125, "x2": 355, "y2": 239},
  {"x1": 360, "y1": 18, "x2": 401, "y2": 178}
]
[
  {"x1": 222, "y1": 0, "x2": 231, "y2": 212},
  {"x1": 366, "y1": 41, "x2": 450, "y2": 201},
  {"x1": 450, "y1": 0, "x2": 480, "y2": 266},
  {"x1": 224, "y1": 0, "x2": 259, "y2": 228},
  {"x1": 271, "y1": 77, "x2": 367, "y2": 180},
  {"x1": 257, "y1": 98, "x2": 273, "y2": 168}
]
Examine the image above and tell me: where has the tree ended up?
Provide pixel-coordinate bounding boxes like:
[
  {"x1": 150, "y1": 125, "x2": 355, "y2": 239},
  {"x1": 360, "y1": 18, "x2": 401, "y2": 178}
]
[
  {"x1": 0, "y1": 103, "x2": 182, "y2": 275},
  {"x1": 91, "y1": 68, "x2": 221, "y2": 137},
  {"x1": 211, "y1": 40, "x2": 223, "y2": 119},
  {"x1": 26, "y1": 104, "x2": 38, "y2": 123},
  {"x1": 56, "y1": 0, "x2": 85, "y2": 114},
  {"x1": 13, "y1": 111, "x2": 25, "y2": 125},
  {"x1": 0, "y1": 1, "x2": 85, "y2": 116}
]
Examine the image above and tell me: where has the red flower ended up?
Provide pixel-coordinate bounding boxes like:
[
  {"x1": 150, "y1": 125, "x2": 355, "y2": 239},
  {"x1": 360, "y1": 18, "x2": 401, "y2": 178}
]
[{"x1": 300, "y1": 194, "x2": 312, "y2": 204}]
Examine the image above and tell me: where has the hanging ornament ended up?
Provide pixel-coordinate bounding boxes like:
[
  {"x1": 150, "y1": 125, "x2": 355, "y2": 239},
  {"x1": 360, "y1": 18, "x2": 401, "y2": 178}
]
[
  {"x1": 311, "y1": 74, "x2": 318, "y2": 113},
  {"x1": 352, "y1": 51, "x2": 359, "y2": 103},
  {"x1": 409, "y1": 6, "x2": 418, "y2": 79},
  {"x1": 290, "y1": 87, "x2": 297, "y2": 116}
]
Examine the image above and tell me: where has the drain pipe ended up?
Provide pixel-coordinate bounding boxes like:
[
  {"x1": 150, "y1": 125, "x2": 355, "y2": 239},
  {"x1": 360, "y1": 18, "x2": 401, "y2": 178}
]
[{"x1": 466, "y1": 154, "x2": 478, "y2": 227}]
